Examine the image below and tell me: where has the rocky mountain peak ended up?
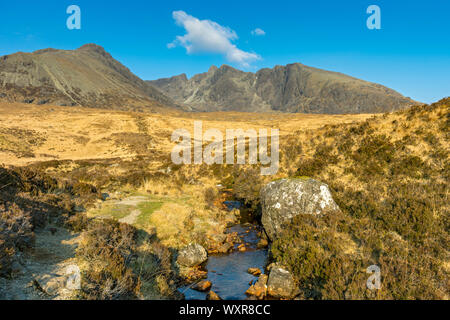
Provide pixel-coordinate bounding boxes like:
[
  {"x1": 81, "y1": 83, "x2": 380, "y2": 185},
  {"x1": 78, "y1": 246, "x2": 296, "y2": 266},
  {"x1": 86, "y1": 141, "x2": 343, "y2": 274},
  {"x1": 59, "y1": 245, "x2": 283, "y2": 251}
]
[
  {"x1": 148, "y1": 63, "x2": 417, "y2": 113},
  {"x1": 0, "y1": 44, "x2": 177, "y2": 111}
]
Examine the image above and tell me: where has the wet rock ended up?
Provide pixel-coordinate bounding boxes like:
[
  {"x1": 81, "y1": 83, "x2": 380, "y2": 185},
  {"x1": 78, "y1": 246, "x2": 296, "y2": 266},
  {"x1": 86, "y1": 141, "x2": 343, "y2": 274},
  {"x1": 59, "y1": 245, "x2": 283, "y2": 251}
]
[
  {"x1": 208, "y1": 233, "x2": 230, "y2": 254},
  {"x1": 42, "y1": 276, "x2": 66, "y2": 296},
  {"x1": 184, "y1": 268, "x2": 208, "y2": 282},
  {"x1": 192, "y1": 280, "x2": 212, "y2": 292},
  {"x1": 206, "y1": 290, "x2": 222, "y2": 300},
  {"x1": 31, "y1": 279, "x2": 49, "y2": 296},
  {"x1": 257, "y1": 238, "x2": 268, "y2": 248},
  {"x1": 210, "y1": 233, "x2": 227, "y2": 244},
  {"x1": 267, "y1": 265, "x2": 296, "y2": 298},
  {"x1": 245, "y1": 274, "x2": 268, "y2": 300},
  {"x1": 247, "y1": 268, "x2": 262, "y2": 276},
  {"x1": 217, "y1": 242, "x2": 233, "y2": 254},
  {"x1": 261, "y1": 178, "x2": 340, "y2": 240}
]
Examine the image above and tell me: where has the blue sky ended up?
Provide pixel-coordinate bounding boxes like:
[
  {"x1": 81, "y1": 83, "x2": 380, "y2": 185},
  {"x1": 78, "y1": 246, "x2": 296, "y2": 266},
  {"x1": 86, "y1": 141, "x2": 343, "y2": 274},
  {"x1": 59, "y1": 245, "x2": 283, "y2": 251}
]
[{"x1": 0, "y1": 0, "x2": 449, "y2": 103}]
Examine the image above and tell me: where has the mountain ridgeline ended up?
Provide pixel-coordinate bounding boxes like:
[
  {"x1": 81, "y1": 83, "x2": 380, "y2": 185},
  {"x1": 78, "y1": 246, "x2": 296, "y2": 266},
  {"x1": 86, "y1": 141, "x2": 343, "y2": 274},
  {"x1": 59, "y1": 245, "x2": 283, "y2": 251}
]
[
  {"x1": 149, "y1": 64, "x2": 416, "y2": 114},
  {"x1": 0, "y1": 43, "x2": 416, "y2": 113},
  {"x1": 0, "y1": 44, "x2": 178, "y2": 111}
]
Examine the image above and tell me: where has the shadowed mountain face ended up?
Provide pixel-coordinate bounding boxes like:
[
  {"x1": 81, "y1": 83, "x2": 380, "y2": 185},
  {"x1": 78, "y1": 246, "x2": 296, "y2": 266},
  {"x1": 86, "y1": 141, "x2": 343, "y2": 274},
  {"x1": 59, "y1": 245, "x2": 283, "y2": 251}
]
[
  {"x1": 149, "y1": 63, "x2": 417, "y2": 114},
  {"x1": 0, "y1": 44, "x2": 177, "y2": 111}
]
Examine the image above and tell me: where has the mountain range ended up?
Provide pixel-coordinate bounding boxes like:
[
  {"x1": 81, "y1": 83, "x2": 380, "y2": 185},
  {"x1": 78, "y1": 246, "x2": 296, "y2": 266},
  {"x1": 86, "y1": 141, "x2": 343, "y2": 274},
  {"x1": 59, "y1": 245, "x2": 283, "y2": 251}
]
[
  {"x1": 0, "y1": 44, "x2": 416, "y2": 113},
  {"x1": 149, "y1": 63, "x2": 416, "y2": 113}
]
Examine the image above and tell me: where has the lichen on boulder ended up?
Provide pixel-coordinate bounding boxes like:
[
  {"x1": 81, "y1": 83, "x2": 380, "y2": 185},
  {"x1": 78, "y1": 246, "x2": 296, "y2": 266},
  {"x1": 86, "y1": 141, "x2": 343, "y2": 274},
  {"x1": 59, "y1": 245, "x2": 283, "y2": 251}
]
[
  {"x1": 267, "y1": 264, "x2": 296, "y2": 298},
  {"x1": 260, "y1": 177, "x2": 339, "y2": 240},
  {"x1": 176, "y1": 243, "x2": 208, "y2": 267}
]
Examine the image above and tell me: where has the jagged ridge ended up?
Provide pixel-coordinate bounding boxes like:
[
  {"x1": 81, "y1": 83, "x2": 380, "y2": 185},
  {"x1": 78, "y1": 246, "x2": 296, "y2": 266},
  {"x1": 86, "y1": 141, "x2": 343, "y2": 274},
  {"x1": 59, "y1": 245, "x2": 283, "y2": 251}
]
[{"x1": 149, "y1": 63, "x2": 417, "y2": 114}]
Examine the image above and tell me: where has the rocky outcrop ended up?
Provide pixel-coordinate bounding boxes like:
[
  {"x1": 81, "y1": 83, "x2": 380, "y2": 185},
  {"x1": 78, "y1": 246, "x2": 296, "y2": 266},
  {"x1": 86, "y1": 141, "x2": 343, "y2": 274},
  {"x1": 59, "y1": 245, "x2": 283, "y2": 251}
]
[
  {"x1": 148, "y1": 63, "x2": 416, "y2": 114},
  {"x1": 267, "y1": 264, "x2": 296, "y2": 299},
  {"x1": 261, "y1": 178, "x2": 340, "y2": 240},
  {"x1": 176, "y1": 243, "x2": 208, "y2": 267}
]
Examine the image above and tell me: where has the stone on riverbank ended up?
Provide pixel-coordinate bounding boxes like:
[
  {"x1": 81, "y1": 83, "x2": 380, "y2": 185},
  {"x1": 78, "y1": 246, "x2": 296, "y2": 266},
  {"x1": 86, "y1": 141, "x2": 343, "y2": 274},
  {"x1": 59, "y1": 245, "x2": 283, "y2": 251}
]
[
  {"x1": 267, "y1": 265, "x2": 296, "y2": 298},
  {"x1": 206, "y1": 290, "x2": 222, "y2": 300},
  {"x1": 177, "y1": 243, "x2": 208, "y2": 267},
  {"x1": 247, "y1": 268, "x2": 262, "y2": 276},
  {"x1": 261, "y1": 178, "x2": 340, "y2": 240},
  {"x1": 245, "y1": 274, "x2": 268, "y2": 300},
  {"x1": 192, "y1": 280, "x2": 212, "y2": 292}
]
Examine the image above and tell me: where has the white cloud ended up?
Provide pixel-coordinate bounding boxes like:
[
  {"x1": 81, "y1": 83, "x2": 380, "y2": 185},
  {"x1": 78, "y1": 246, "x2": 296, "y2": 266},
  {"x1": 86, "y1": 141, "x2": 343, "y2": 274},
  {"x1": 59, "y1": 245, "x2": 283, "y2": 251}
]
[
  {"x1": 251, "y1": 28, "x2": 266, "y2": 36},
  {"x1": 168, "y1": 11, "x2": 261, "y2": 68}
]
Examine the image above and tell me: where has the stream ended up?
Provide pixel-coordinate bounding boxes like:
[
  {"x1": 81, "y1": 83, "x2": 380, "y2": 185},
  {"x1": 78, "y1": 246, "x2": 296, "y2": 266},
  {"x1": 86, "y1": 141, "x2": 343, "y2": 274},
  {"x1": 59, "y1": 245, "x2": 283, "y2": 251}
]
[{"x1": 180, "y1": 224, "x2": 268, "y2": 300}]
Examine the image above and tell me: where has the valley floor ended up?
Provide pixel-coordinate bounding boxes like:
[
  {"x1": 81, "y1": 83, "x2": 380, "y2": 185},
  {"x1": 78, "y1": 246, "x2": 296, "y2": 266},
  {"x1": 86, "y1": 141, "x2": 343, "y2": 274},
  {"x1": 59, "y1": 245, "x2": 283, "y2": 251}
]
[
  {"x1": 0, "y1": 102, "x2": 373, "y2": 166},
  {"x1": 1, "y1": 99, "x2": 448, "y2": 300}
]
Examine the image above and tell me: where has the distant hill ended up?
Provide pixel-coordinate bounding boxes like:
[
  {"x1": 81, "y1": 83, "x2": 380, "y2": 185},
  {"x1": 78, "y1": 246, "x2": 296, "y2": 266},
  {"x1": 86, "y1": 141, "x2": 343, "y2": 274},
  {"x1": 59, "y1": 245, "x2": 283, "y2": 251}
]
[
  {"x1": 0, "y1": 44, "x2": 178, "y2": 111},
  {"x1": 149, "y1": 63, "x2": 417, "y2": 114}
]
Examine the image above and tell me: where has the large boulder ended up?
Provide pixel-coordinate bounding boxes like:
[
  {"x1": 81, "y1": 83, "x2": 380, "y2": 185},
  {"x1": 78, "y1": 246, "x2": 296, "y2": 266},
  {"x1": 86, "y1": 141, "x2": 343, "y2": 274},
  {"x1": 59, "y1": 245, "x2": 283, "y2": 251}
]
[
  {"x1": 267, "y1": 265, "x2": 296, "y2": 298},
  {"x1": 177, "y1": 243, "x2": 208, "y2": 267},
  {"x1": 261, "y1": 178, "x2": 339, "y2": 240}
]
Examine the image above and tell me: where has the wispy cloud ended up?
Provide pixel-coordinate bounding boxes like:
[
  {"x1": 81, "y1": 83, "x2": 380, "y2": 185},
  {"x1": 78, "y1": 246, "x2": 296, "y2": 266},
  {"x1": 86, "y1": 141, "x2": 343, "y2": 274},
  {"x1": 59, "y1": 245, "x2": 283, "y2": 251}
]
[
  {"x1": 251, "y1": 28, "x2": 266, "y2": 36},
  {"x1": 168, "y1": 11, "x2": 261, "y2": 68}
]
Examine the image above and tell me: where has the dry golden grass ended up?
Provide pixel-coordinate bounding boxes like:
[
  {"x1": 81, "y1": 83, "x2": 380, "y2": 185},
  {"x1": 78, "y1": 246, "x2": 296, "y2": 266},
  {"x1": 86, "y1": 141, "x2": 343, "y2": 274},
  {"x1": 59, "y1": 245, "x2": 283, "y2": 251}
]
[
  {"x1": 1, "y1": 98, "x2": 447, "y2": 300},
  {"x1": 0, "y1": 101, "x2": 375, "y2": 250},
  {"x1": 0, "y1": 101, "x2": 373, "y2": 166}
]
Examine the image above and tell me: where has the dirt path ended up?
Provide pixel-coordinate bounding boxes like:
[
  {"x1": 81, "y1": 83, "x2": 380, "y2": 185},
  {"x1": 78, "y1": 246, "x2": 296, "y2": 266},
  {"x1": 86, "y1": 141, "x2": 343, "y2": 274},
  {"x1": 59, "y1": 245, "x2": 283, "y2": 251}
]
[
  {"x1": 114, "y1": 196, "x2": 148, "y2": 225},
  {"x1": 0, "y1": 225, "x2": 81, "y2": 300},
  {"x1": 119, "y1": 209, "x2": 141, "y2": 224}
]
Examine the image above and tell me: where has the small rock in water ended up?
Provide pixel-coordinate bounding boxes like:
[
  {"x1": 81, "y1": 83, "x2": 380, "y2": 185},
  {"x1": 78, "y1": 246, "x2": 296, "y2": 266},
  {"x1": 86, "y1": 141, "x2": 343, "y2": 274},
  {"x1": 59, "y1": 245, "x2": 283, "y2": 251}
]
[
  {"x1": 245, "y1": 274, "x2": 268, "y2": 300},
  {"x1": 192, "y1": 280, "x2": 212, "y2": 292},
  {"x1": 217, "y1": 242, "x2": 233, "y2": 254},
  {"x1": 185, "y1": 268, "x2": 208, "y2": 282},
  {"x1": 257, "y1": 238, "x2": 268, "y2": 248},
  {"x1": 247, "y1": 268, "x2": 262, "y2": 276},
  {"x1": 206, "y1": 290, "x2": 222, "y2": 300}
]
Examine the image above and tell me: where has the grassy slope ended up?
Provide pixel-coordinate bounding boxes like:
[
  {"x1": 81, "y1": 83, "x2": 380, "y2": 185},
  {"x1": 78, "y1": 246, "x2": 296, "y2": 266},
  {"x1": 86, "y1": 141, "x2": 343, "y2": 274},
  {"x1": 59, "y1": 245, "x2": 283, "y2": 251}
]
[{"x1": 269, "y1": 98, "x2": 449, "y2": 299}]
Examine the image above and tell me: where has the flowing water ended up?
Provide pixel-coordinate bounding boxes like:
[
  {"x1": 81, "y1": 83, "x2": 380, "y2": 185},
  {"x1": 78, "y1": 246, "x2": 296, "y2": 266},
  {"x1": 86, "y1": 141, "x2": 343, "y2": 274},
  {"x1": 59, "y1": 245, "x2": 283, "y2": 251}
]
[{"x1": 181, "y1": 224, "x2": 268, "y2": 300}]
